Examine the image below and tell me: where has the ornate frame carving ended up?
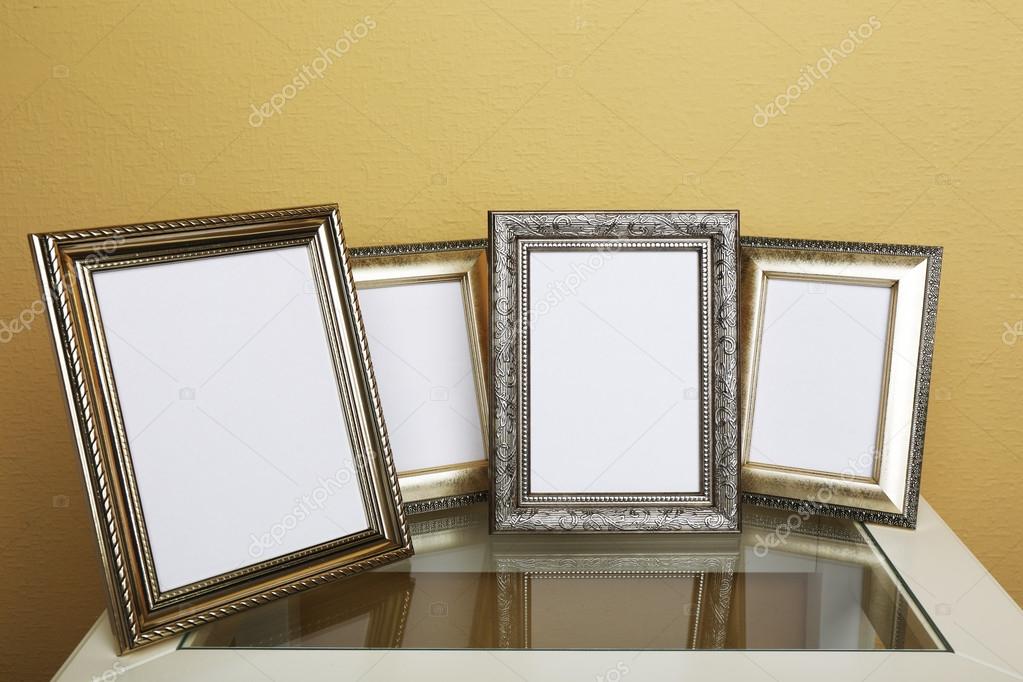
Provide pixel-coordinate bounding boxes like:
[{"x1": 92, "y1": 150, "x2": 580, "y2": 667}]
[
  {"x1": 30, "y1": 205, "x2": 412, "y2": 652},
  {"x1": 489, "y1": 212, "x2": 740, "y2": 533}
]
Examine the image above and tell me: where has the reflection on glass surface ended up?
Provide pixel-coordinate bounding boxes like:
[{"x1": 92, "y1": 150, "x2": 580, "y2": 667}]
[{"x1": 184, "y1": 504, "x2": 946, "y2": 651}]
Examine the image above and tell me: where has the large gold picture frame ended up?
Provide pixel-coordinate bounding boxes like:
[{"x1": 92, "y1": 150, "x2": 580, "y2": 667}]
[
  {"x1": 351, "y1": 240, "x2": 490, "y2": 514},
  {"x1": 739, "y1": 236, "x2": 942, "y2": 528},
  {"x1": 30, "y1": 205, "x2": 412, "y2": 652}
]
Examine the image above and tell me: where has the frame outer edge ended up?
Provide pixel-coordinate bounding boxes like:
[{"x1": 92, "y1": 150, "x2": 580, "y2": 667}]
[
  {"x1": 487, "y1": 212, "x2": 501, "y2": 534},
  {"x1": 349, "y1": 238, "x2": 488, "y2": 258},
  {"x1": 903, "y1": 244, "x2": 942, "y2": 528},
  {"x1": 331, "y1": 206, "x2": 414, "y2": 553},
  {"x1": 29, "y1": 231, "x2": 138, "y2": 652}
]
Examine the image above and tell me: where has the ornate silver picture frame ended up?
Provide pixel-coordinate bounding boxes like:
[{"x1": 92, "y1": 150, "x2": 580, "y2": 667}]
[
  {"x1": 739, "y1": 236, "x2": 942, "y2": 528},
  {"x1": 489, "y1": 211, "x2": 741, "y2": 533},
  {"x1": 351, "y1": 240, "x2": 490, "y2": 515},
  {"x1": 30, "y1": 205, "x2": 412, "y2": 652}
]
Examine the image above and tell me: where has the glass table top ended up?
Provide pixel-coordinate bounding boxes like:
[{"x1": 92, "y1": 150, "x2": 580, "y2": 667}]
[{"x1": 183, "y1": 503, "x2": 947, "y2": 652}]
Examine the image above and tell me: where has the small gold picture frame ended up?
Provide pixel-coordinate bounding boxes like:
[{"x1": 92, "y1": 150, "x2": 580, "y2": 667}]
[
  {"x1": 351, "y1": 240, "x2": 489, "y2": 514},
  {"x1": 739, "y1": 236, "x2": 942, "y2": 527},
  {"x1": 30, "y1": 205, "x2": 412, "y2": 652}
]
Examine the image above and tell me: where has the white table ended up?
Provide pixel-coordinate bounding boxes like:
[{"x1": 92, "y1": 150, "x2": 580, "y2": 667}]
[{"x1": 53, "y1": 499, "x2": 1022, "y2": 682}]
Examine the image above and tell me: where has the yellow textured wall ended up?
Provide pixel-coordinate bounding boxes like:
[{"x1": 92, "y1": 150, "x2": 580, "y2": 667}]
[{"x1": 1, "y1": 1, "x2": 1021, "y2": 679}]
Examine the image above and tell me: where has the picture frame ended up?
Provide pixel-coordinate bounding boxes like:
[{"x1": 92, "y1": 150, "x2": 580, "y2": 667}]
[
  {"x1": 350, "y1": 240, "x2": 490, "y2": 514},
  {"x1": 30, "y1": 205, "x2": 412, "y2": 652},
  {"x1": 489, "y1": 211, "x2": 741, "y2": 533},
  {"x1": 739, "y1": 236, "x2": 942, "y2": 528}
]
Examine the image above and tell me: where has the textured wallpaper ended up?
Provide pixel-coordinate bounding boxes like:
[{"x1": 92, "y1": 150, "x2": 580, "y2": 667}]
[{"x1": 1, "y1": 1, "x2": 1021, "y2": 679}]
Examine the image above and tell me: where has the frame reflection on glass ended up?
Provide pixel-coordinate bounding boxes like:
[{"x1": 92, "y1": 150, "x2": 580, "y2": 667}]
[
  {"x1": 740, "y1": 506, "x2": 946, "y2": 650},
  {"x1": 484, "y1": 536, "x2": 738, "y2": 649},
  {"x1": 351, "y1": 240, "x2": 489, "y2": 514},
  {"x1": 489, "y1": 211, "x2": 740, "y2": 533},
  {"x1": 30, "y1": 206, "x2": 411, "y2": 652},
  {"x1": 740, "y1": 236, "x2": 942, "y2": 528},
  {"x1": 186, "y1": 571, "x2": 414, "y2": 648}
]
